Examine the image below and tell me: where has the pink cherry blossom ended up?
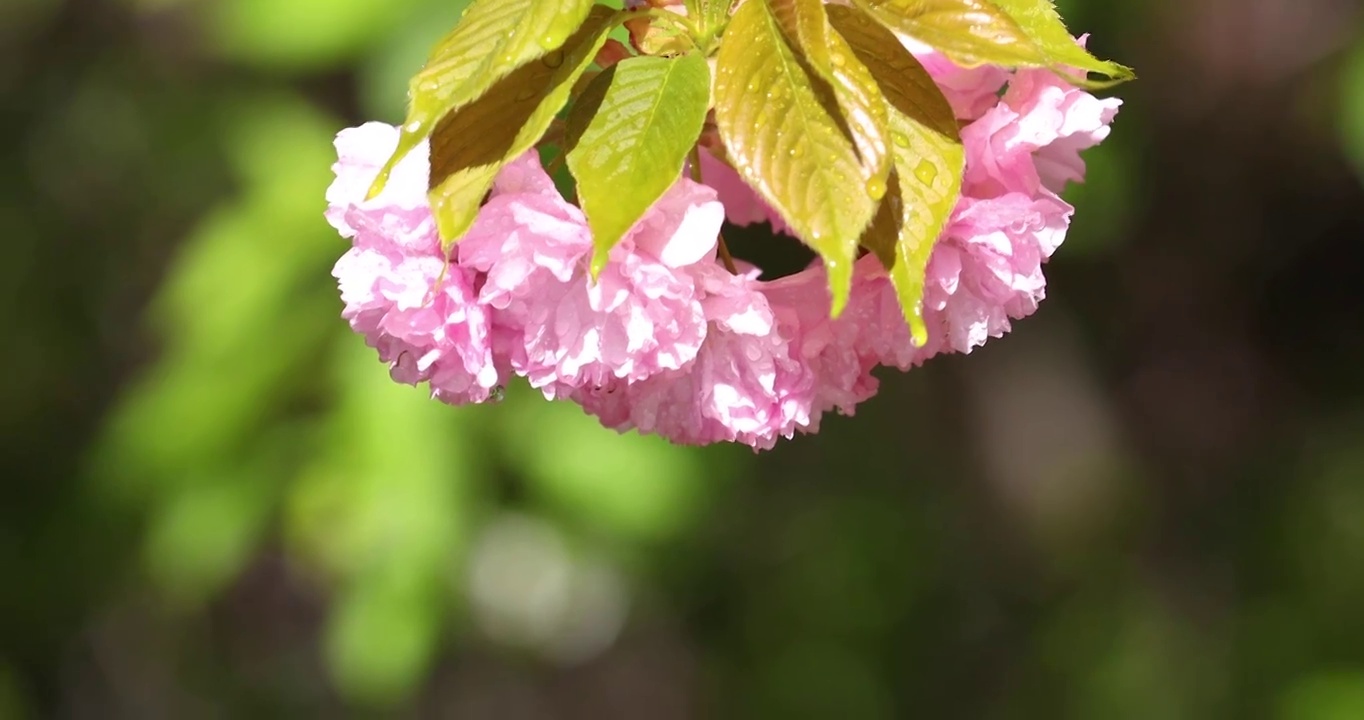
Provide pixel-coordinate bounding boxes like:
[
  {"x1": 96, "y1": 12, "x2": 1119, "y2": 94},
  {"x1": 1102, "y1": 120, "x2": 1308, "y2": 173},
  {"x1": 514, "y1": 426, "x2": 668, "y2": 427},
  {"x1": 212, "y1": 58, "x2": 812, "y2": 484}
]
[
  {"x1": 457, "y1": 154, "x2": 722, "y2": 400},
  {"x1": 576, "y1": 263, "x2": 817, "y2": 450},
  {"x1": 327, "y1": 123, "x2": 502, "y2": 403}
]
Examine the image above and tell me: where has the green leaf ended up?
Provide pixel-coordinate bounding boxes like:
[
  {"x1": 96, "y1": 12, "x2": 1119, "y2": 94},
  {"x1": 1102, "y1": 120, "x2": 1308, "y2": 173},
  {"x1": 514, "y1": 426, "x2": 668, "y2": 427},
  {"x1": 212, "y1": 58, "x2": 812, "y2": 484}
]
[
  {"x1": 367, "y1": 0, "x2": 596, "y2": 198},
  {"x1": 990, "y1": 0, "x2": 1135, "y2": 85},
  {"x1": 425, "y1": 7, "x2": 621, "y2": 245},
  {"x1": 850, "y1": 0, "x2": 1130, "y2": 87},
  {"x1": 713, "y1": 0, "x2": 876, "y2": 314},
  {"x1": 566, "y1": 53, "x2": 712, "y2": 274},
  {"x1": 770, "y1": 0, "x2": 892, "y2": 202},
  {"x1": 829, "y1": 5, "x2": 964, "y2": 345}
]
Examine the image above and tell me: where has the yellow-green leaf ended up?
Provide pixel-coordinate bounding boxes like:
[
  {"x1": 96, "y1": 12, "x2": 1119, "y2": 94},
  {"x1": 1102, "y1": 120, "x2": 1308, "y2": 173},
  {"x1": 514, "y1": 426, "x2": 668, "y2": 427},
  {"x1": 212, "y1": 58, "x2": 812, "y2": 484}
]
[
  {"x1": 566, "y1": 53, "x2": 712, "y2": 274},
  {"x1": 990, "y1": 0, "x2": 1134, "y2": 86},
  {"x1": 830, "y1": 5, "x2": 964, "y2": 345},
  {"x1": 713, "y1": 0, "x2": 876, "y2": 313},
  {"x1": 770, "y1": 0, "x2": 891, "y2": 203},
  {"x1": 851, "y1": 0, "x2": 1038, "y2": 66},
  {"x1": 426, "y1": 7, "x2": 620, "y2": 245},
  {"x1": 367, "y1": 0, "x2": 596, "y2": 199},
  {"x1": 850, "y1": 0, "x2": 1128, "y2": 87}
]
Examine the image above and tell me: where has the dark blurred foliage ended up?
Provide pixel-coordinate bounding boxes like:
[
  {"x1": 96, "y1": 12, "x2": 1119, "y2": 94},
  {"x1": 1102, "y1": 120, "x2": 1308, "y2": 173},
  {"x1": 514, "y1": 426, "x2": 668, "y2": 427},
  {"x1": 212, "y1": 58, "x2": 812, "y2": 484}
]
[{"x1": 4, "y1": 0, "x2": 1364, "y2": 717}]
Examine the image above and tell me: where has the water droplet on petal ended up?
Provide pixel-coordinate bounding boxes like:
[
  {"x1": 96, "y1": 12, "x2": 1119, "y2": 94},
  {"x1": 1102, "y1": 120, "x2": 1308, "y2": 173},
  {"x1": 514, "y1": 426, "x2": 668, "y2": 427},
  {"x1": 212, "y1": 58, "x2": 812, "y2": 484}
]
[
  {"x1": 892, "y1": 132, "x2": 910, "y2": 148},
  {"x1": 542, "y1": 49, "x2": 565, "y2": 68},
  {"x1": 404, "y1": 120, "x2": 423, "y2": 133},
  {"x1": 489, "y1": 385, "x2": 507, "y2": 404},
  {"x1": 830, "y1": 53, "x2": 846, "y2": 68}
]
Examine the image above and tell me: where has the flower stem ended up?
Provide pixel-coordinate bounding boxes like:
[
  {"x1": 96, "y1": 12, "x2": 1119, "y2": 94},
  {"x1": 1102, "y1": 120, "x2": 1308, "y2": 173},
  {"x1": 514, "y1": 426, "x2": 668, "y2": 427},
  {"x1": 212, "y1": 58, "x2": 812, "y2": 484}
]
[
  {"x1": 716, "y1": 234, "x2": 738, "y2": 274},
  {"x1": 690, "y1": 144, "x2": 738, "y2": 274},
  {"x1": 544, "y1": 151, "x2": 566, "y2": 178}
]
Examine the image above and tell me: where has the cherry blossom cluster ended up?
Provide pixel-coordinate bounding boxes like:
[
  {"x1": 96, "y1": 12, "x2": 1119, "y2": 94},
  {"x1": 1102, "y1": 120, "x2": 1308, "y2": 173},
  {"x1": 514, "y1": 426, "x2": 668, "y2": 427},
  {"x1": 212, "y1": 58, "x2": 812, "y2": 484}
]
[{"x1": 327, "y1": 43, "x2": 1120, "y2": 449}]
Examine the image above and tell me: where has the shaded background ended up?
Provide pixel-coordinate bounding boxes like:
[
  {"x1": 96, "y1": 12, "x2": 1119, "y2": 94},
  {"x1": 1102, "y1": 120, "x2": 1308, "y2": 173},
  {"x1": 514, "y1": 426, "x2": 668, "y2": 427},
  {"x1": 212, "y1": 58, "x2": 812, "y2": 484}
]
[{"x1": 4, "y1": 0, "x2": 1364, "y2": 716}]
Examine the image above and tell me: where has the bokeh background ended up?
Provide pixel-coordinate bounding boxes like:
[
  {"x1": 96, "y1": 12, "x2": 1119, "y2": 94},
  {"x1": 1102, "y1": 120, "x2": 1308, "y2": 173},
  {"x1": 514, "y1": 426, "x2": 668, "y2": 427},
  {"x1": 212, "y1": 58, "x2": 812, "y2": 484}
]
[{"x1": 5, "y1": 0, "x2": 1364, "y2": 716}]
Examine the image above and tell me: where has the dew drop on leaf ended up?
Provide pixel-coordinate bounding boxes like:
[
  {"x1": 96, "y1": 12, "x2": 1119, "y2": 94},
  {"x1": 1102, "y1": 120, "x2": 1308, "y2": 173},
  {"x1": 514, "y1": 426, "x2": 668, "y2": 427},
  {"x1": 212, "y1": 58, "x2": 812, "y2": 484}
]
[
  {"x1": 542, "y1": 49, "x2": 566, "y2": 68},
  {"x1": 891, "y1": 131, "x2": 909, "y2": 148},
  {"x1": 865, "y1": 176, "x2": 886, "y2": 200},
  {"x1": 541, "y1": 30, "x2": 567, "y2": 49},
  {"x1": 913, "y1": 159, "x2": 938, "y2": 184}
]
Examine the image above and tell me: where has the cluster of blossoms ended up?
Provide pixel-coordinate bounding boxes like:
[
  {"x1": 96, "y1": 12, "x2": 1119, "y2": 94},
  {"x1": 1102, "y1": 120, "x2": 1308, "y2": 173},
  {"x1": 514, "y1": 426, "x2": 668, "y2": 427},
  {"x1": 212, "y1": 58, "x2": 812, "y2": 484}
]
[{"x1": 327, "y1": 38, "x2": 1120, "y2": 450}]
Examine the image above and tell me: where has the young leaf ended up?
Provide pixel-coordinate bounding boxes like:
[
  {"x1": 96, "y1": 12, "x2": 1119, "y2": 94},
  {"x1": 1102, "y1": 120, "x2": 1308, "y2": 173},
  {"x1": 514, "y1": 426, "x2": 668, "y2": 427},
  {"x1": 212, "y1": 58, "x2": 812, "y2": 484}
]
[
  {"x1": 829, "y1": 5, "x2": 964, "y2": 345},
  {"x1": 990, "y1": 0, "x2": 1134, "y2": 86},
  {"x1": 566, "y1": 53, "x2": 712, "y2": 274},
  {"x1": 849, "y1": 0, "x2": 1129, "y2": 87},
  {"x1": 849, "y1": 0, "x2": 1039, "y2": 69},
  {"x1": 770, "y1": 0, "x2": 891, "y2": 203},
  {"x1": 713, "y1": 0, "x2": 876, "y2": 314},
  {"x1": 426, "y1": 7, "x2": 621, "y2": 246},
  {"x1": 367, "y1": 0, "x2": 596, "y2": 199},
  {"x1": 689, "y1": 0, "x2": 734, "y2": 44}
]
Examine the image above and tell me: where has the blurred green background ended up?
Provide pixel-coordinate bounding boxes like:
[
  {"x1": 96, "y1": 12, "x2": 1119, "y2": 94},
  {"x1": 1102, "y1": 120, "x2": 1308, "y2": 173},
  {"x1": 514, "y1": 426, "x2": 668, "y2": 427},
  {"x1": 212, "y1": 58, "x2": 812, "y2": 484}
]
[{"x1": 4, "y1": 0, "x2": 1364, "y2": 717}]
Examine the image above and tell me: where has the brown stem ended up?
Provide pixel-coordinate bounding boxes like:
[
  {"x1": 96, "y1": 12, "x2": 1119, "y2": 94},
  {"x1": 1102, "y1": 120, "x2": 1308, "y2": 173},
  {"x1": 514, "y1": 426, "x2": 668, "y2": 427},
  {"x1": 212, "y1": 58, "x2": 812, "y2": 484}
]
[
  {"x1": 544, "y1": 150, "x2": 567, "y2": 178},
  {"x1": 689, "y1": 144, "x2": 739, "y2": 275},
  {"x1": 716, "y1": 233, "x2": 738, "y2": 274}
]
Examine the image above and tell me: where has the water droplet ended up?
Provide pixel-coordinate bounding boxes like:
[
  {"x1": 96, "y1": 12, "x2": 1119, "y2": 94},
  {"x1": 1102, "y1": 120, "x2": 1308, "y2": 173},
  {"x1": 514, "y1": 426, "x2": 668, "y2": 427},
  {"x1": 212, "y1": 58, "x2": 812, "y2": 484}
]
[
  {"x1": 891, "y1": 132, "x2": 910, "y2": 148},
  {"x1": 489, "y1": 385, "x2": 507, "y2": 404},
  {"x1": 913, "y1": 159, "x2": 937, "y2": 184},
  {"x1": 830, "y1": 53, "x2": 846, "y2": 68},
  {"x1": 541, "y1": 31, "x2": 566, "y2": 49},
  {"x1": 747, "y1": 80, "x2": 761, "y2": 92},
  {"x1": 541, "y1": 49, "x2": 565, "y2": 68},
  {"x1": 865, "y1": 176, "x2": 886, "y2": 200},
  {"x1": 789, "y1": 145, "x2": 806, "y2": 158},
  {"x1": 404, "y1": 120, "x2": 422, "y2": 133}
]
